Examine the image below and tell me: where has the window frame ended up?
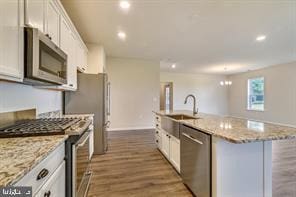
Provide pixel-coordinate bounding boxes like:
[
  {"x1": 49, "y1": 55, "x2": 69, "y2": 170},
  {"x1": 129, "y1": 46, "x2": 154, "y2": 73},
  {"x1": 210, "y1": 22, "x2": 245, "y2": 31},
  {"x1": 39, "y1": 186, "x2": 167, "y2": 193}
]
[{"x1": 247, "y1": 77, "x2": 265, "y2": 112}]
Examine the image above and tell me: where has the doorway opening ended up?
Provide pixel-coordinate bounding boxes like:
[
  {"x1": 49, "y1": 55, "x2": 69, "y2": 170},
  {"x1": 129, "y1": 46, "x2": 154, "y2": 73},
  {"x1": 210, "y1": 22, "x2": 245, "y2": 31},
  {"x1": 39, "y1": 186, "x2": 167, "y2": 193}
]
[{"x1": 160, "y1": 82, "x2": 173, "y2": 110}]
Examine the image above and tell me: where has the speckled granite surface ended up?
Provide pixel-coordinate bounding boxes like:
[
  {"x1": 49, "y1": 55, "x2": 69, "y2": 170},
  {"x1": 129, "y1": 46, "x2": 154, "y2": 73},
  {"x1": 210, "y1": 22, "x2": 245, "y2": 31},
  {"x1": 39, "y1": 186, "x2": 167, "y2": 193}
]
[
  {"x1": 63, "y1": 114, "x2": 93, "y2": 136},
  {"x1": 0, "y1": 135, "x2": 67, "y2": 186},
  {"x1": 154, "y1": 110, "x2": 296, "y2": 143}
]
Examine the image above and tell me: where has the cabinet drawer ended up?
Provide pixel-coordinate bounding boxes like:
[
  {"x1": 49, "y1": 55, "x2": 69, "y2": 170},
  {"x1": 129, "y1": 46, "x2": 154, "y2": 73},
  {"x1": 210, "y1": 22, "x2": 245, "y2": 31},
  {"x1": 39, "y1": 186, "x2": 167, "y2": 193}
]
[
  {"x1": 155, "y1": 129, "x2": 160, "y2": 137},
  {"x1": 15, "y1": 143, "x2": 65, "y2": 195},
  {"x1": 155, "y1": 133, "x2": 161, "y2": 149},
  {"x1": 36, "y1": 161, "x2": 65, "y2": 197},
  {"x1": 155, "y1": 122, "x2": 161, "y2": 130},
  {"x1": 155, "y1": 115, "x2": 161, "y2": 123}
]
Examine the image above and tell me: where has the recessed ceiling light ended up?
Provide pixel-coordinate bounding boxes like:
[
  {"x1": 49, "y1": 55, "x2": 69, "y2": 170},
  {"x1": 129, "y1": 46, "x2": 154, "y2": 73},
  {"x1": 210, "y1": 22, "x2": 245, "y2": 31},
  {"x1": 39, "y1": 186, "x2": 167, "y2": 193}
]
[
  {"x1": 119, "y1": 1, "x2": 130, "y2": 10},
  {"x1": 256, "y1": 35, "x2": 266, "y2": 42},
  {"x1": 171, "y1": 64, "x2": 176, "y2": 68},
  {"x1": 117, "y1": 31, "x2": 126, "y2": 40}
]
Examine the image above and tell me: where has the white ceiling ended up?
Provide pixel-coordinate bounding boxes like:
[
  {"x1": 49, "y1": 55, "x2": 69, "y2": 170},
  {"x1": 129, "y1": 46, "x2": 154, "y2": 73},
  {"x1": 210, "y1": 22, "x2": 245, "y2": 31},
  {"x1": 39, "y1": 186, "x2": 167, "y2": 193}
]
[{"x1": 61, "y1": 0, "x2": 296, "y2": 75}]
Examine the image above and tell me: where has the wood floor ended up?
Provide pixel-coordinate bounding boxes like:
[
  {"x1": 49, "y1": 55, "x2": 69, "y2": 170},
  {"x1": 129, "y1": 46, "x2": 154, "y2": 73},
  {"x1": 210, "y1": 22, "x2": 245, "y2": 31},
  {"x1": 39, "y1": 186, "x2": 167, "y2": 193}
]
[{"x1": 87, "y1": 130, "x2": 192, "y2": 197}]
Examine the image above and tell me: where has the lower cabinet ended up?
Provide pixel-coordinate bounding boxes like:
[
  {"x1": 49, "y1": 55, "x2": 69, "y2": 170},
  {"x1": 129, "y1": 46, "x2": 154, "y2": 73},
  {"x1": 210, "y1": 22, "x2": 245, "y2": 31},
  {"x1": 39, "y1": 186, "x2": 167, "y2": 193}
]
[
  {"x1": 160, "y1": 130, "x2": 170, "y2": 158},
  {"x1": 36, "y1": 161, "x2": 65, "y2": 197},
  {"x1": 14, "y1": 143, "x2": 65, "y2": 196},
  {"x1": 158, "y1": 129, "x2": 180, "y2": 173},
  {"x1": 169, "y1": 135, "x2": 180, "y2": 172}
]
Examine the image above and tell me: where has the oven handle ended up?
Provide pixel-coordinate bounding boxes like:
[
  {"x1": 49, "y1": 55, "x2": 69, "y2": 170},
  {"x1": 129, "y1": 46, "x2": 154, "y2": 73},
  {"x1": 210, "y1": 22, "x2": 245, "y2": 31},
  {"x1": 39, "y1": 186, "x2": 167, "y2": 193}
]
[{"x1": 76, "y1": 131, "x2": 90, "y2": 148}]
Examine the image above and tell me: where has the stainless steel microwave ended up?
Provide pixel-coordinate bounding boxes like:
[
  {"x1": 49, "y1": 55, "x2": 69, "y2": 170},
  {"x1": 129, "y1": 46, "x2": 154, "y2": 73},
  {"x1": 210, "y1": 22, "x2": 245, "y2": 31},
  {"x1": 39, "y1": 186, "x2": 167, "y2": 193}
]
[{"x1": 24, "y1": 27, "x2": 67, "y2": 85}]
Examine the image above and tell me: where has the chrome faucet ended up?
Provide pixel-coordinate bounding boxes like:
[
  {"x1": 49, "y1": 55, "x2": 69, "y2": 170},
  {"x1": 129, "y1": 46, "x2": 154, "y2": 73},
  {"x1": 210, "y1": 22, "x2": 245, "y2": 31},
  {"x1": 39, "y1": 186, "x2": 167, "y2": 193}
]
[{"x1": 184, "y1": 94, "x2": 198, "y2": 115}]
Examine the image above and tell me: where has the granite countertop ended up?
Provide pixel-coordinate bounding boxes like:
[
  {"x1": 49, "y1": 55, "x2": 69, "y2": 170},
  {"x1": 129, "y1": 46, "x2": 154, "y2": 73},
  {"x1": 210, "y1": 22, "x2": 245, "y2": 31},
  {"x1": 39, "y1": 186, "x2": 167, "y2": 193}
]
[
  {"x1": 154, "y1": 110, "x2": 296, "y2": 143},
  {"x1": 0, "y1": 135, "x2": 68, "y2": 186},
  {"x1": 63, "y1": 114, "x2": 93, "y2": 136}
]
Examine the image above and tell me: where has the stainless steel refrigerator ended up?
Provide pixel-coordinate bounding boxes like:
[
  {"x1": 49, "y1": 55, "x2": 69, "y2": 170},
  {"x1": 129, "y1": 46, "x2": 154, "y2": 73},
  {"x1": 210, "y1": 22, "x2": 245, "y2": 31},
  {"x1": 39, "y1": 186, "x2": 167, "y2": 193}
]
[{"x1": 64, "y1": 73, "x2": 110, "y2": 154}]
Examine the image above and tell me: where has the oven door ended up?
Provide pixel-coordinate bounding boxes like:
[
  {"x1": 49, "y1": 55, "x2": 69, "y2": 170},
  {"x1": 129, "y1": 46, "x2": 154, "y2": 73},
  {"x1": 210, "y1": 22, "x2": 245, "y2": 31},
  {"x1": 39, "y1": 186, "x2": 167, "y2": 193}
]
[
  {"x1": 25, "y1": 27, "x2": 67, "y2": 85},
  {"x1": 72, "y1": 131, "x2": 91, "y2": 197}
]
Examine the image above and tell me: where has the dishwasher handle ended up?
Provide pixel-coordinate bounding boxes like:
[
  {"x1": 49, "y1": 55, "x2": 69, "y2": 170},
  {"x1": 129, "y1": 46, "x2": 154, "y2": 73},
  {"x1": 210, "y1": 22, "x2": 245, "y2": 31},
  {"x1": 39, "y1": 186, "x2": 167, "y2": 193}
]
[{"x1": 182, "y1": 132, "x2": 203, "y2": 145}]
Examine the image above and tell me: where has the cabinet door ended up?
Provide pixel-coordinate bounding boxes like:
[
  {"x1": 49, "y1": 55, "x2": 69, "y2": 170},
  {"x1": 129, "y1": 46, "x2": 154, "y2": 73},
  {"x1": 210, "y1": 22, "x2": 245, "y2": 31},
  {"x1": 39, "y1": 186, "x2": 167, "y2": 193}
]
[
  {"x1": 170, "y1": 136, "x2": 180, "y2": 172},
  {"x1": 155, "y1": 131, "x2": 161, "y2": 149},
  {"x1": 68, "y1": 32, "x2": 77, "y2": 89},
  {"x1": 161, "y1": 131, "x2": 170, "y2": 159},
  {"x1": 46, "y1": 0, "x2": 60, "y2": 46},
  {"x1": 60, "y1": 16, "x2": 77, "y2": 90},
  {"x1": 82, "y1": 48, "x2": 88, "y2": 71},
  {"x1": 0, "y1": 0, "x2": 23, "y2": 82},
  {"x1": 36, "y1": 161, "x2": 65, "y2": 197},
  {"x1": 24, "y1": 0, "x2": 44, "y2": 32}
]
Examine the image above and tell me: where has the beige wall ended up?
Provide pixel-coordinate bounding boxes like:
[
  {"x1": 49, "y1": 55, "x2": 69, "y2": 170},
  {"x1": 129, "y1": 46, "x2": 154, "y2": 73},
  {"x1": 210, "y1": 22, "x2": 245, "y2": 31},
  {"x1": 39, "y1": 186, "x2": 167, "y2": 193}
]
[
  {"x1": 160, "y1": 72, "x2": 228, "y2": 115},
  {"x1": 228, "y1": 61, "x2": 296, "y2": 126},
  {"x1": 86, "y1": 43, "x2": 106, "y2": 74},
  {"x1": 0, "y1": 82, "x2": 62, "y2": 114},
  {"x1": 107, "y1": 57, "x2": 160, "y2": 130}
]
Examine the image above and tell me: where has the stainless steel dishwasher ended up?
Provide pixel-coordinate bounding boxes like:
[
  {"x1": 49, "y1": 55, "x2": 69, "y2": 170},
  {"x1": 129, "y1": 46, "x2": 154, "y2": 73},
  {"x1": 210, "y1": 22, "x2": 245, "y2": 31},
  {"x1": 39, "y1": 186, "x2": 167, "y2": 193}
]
[{"x1": 180, "y1": 124, "x2": 211, "y2": 197}]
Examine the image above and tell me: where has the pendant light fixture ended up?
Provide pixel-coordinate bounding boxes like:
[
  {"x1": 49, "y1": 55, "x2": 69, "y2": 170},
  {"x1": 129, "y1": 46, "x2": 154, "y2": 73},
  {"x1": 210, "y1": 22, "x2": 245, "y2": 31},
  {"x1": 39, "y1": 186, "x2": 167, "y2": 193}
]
[{"x1": 220, "y1": 67, "x2": 232, "y2": 86}]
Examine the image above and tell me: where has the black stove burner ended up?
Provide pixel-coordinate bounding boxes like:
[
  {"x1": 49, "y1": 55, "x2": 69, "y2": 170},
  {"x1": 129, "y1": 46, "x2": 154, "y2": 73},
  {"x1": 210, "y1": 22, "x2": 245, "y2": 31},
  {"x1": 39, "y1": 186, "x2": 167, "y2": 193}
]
[{"x1": 0, "y1": 118, "x2": 81, "y2": 138}]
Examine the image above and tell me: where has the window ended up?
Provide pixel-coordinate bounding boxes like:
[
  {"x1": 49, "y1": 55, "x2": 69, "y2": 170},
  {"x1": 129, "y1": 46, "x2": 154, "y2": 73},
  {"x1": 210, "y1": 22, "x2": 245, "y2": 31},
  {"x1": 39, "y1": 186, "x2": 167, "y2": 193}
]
[{"x1": 248, "y1": 77, "x2": 264, "y2": 111}]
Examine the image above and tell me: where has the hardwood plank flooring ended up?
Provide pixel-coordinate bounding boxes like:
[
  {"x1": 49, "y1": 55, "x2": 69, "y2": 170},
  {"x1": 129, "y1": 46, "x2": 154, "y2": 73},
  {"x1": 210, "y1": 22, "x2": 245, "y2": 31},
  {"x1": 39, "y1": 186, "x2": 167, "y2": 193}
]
[{"x1": 87, "y1": 130, "x2": 192, "y2": 197}]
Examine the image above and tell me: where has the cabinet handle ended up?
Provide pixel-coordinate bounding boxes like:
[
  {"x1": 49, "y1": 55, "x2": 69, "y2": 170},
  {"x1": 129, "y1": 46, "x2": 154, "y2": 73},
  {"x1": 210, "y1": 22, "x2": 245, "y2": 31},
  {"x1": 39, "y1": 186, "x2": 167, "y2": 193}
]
[
  {"x1": 82, "y1": 68, "x2": 85, "y2": 71},
  {"x1": 45, "y1": 34, "x2": 52, "y2": 40},
  {"x1": 44, "y1": 190, "x2": 51, "y2": 197},
  {"x1": 156, "y1": 131, "x2": 159, "y2": 134},
  {"x1": 156, "y1": 124, "x2": 159, "y2": 127},
  {"x1": 156, "y1": 117, "x2": 159, "y2": 120},
  {"x1": 37, "y1": 168, "x2": 49, "y2": 180},
  {"x1": 156, "y1": 140, "x2": 158, "y2": 143},
  {"x1": 69, "y1": 84, "x2": 73, "y2": 87}
]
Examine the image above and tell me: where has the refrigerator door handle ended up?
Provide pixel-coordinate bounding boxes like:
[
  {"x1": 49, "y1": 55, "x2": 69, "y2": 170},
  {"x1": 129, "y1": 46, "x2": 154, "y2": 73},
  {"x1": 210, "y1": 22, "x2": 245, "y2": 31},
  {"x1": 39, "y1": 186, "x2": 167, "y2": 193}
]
[
  {"x1": 104, "y1": 121, "x2": 111, "y2": 128},
  {"x1": 107, "y1": 82, "x2": 111, "y2": 116}
]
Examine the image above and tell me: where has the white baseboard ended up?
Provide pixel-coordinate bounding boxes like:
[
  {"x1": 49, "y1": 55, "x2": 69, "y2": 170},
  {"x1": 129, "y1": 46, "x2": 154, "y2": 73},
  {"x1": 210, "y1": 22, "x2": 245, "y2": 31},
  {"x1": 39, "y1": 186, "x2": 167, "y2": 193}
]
[{"x1": 107, "y1": 126, "x2": 154, "y2": 131}]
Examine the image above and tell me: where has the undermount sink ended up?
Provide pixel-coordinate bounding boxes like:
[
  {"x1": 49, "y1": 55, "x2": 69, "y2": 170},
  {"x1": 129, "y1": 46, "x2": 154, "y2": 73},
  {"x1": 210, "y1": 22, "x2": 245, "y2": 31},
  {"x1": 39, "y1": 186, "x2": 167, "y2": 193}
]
[{"x1": 166, "y1": 114, "x2": 199, "y2": 120}]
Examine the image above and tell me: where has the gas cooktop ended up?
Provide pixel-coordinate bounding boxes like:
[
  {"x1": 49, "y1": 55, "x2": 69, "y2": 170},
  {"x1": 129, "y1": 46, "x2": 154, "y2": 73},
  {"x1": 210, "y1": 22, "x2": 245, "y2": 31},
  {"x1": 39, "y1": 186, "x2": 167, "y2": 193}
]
[{"x1": 0, "y1": 118, "x2": 81, "y2": 138}]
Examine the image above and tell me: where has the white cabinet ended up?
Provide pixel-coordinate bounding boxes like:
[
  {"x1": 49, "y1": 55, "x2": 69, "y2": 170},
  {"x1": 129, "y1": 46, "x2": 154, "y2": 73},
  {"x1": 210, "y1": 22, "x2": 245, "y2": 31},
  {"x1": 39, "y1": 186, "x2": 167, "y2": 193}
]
[
  {"x1": 24, "y1": 0, "x2": 44, "y2": 32},
  {"x1": 169, "y1": 135, "x2": 180, "y2": 172},
  {"x1": 36, "y1": 161, "x2": 65, "y2": 197},
  {"x1": 60, "y1": 16, "x2": 77, "y2": 90},
  {"x1": 155, "y1": 130, "x2": 161, "y2": 149},
  {"x1": 160, "y1": 130, "x2": 170, "y2": 159},
  {"x1": 155, "y1": 115, "x2": 180, "y2": 173},
  {"x1": 76, "y1": 41, "x2": 88, "y2": 72},
  {"x1": 159, "y1": 130, "x2": 180, "y2": 172},
  {"x1": 15, "y1": 143, "x2": 65, "y2": 195},
  {"x1": 45, "y1": 0, "x2": 60, "y2": 46},
  {"x1": 0, "y1": 0, "x2": 23, "y2": 82}
]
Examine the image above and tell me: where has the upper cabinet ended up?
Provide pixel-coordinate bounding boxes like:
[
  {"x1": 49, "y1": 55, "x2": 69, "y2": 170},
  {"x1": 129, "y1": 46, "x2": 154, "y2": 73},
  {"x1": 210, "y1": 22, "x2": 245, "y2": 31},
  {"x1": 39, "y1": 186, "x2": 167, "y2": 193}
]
[
  {"x1": 45, "y1": 0, "x2": 60, "y2": 46},
  {"x1": 0, "y1": 0, "x2": 88, "y2": 89},
  {"x1": 86, "y1": 44, "x2": 106, "y2": 74},
  {"x1": 0, "y1": 0, "x2": 23, "y2": 82},
  {"x1": 76, "y1": 40, "x2": 88, "y2": 73},
  {"x1": 21, "y1": 0, "x2": 88, "y2": 91},
  {"x1": 24, "y1": 0, "x2": 45, "y2": 32},
  {"x1": 60, "y1": 15, "x2": 77, "y2": 90}
]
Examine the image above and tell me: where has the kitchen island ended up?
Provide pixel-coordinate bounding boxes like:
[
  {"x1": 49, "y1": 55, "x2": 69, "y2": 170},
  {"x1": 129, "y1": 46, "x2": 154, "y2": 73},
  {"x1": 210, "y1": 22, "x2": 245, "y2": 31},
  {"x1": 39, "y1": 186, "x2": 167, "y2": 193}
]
[{"x1": 153, "y1": 110, "x2": 296, "y2": 197}]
